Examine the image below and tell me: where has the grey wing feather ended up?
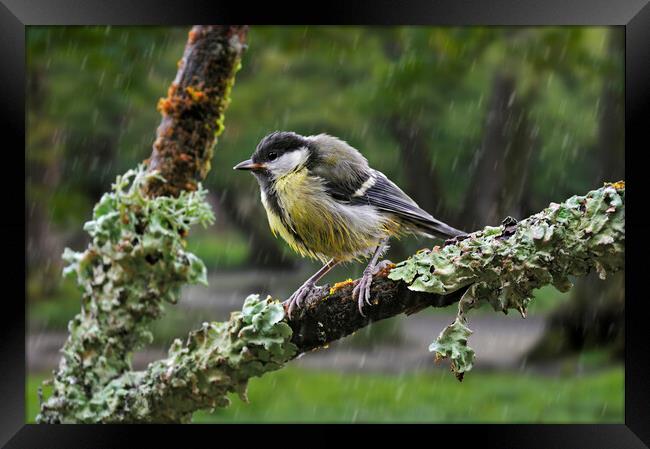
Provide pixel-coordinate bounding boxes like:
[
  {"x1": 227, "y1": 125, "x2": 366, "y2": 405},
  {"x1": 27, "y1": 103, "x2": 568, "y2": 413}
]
[
  {"x1": 308, "y1": 133, "x2": 373, "y2": 199},
  {"x1": 351, "y1": 170, "x2": 465, "y2": 239},
  {"x1": 307, "y1": 134, "x2": 465, "y2": 239}
]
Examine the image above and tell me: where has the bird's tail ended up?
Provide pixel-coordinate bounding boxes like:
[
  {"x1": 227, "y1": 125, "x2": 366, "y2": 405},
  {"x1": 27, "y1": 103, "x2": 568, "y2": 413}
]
[{"x1": 407, "y1": 216, "x2": 467, "y2": 240}]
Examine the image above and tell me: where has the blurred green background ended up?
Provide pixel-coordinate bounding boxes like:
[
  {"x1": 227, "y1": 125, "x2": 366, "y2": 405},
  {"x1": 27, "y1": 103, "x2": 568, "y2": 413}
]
[{"x1": 26, "y1": 26, "x2": 624, "y2": 423}]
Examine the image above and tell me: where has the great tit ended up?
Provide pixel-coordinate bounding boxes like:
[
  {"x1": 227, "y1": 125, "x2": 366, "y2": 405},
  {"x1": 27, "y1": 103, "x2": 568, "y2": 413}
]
[{"x1": 234, "y1": 131, "x2": 465, "y2": 317}]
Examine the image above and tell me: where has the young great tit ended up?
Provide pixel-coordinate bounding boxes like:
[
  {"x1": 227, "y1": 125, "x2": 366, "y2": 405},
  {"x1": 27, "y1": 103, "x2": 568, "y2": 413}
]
[{"x1": 234, "y1": 131, "x2": 465, "y2": 317}]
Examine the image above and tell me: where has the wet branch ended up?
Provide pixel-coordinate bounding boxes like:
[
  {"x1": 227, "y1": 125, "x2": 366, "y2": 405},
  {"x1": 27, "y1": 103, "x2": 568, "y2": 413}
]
[{"x1": 286, "y1": 272, "x2": 467, "y2": 353}]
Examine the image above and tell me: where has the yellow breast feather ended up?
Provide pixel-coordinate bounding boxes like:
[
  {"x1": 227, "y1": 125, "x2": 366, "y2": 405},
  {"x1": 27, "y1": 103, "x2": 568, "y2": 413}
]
[{"x1": 261, "y1": 168, "x2": 402, "y2": 263}]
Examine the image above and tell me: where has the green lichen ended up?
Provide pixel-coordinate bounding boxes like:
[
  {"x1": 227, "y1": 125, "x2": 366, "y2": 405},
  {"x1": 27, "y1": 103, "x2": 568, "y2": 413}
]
[
  {"x1": 429, "y1": 318, "x2": 475, "y2": 381},
  {"x1": 38, "y1": 165, "x2": 216, "y2": 423},
  {"x1": 46, "y1": 294, "x2": 296, "y2": 423},
  {"x1": 389, "y1": 183, "x2": 625, "y2": 380},
  {"x1": 214, "y1": 58, "x2": 242, "y2": 139}
]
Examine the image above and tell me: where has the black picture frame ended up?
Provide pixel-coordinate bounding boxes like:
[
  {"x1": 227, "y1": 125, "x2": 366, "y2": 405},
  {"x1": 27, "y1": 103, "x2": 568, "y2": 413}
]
[{"x1": 3, "y1": 0, "x2": 648, "y2": 447}]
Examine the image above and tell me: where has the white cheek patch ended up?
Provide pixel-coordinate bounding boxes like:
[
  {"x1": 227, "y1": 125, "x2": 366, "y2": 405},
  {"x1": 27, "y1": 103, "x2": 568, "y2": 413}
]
[{"x1": 268, "y1": 147, "x2": 309, "y2": 177}]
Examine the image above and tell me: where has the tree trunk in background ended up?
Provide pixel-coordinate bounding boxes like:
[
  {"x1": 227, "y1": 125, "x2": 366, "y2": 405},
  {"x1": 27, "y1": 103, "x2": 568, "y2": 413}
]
[
  {"x1": 595, "y1": 27, "x2": 625, "y2": 183},
  {"x1": 26, "y1": 64, "x2": 67, "y2": 296},
  {"x1": 527, "y1": 27, "x2": 625, "y2": 362},
  {"x1": 527, "y1": 271, "x2": 624, "y2": 361},
  {"x1": 219, "y1": 191, "x2": 295, "y2": 268},
  {"x1": 377, "y1": 31, "x2": 451, "y2": 258},
  {"x1": 389, "y1": 119, "x2": 445, "y2": 217},
  {"x1": 460, "y1": 72, "x2": 537, "y2": 230}
]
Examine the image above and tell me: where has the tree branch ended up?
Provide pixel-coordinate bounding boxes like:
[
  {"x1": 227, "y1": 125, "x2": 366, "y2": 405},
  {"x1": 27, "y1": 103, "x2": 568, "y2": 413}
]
[
  {"x1": 37, "y1": 25, "x2": 247, "y2": 424},
  {"x1": 145, "y1": 25, "x2": 247, "y2": 197},
  {"x1": 286, "y1": 272, "x2": 467, "y2": 353},
  {"x1": 45, "y1": 181, "x2": 623, "y2": 423}
]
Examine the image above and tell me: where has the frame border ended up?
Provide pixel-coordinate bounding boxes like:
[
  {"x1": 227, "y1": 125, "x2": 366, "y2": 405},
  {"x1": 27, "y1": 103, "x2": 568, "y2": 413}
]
[{"x1": 4, "y1": 0, "x2": 649, "y2": 447}]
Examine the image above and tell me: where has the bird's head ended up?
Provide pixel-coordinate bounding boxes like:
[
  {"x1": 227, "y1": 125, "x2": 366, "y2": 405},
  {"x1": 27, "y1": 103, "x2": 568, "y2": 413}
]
[{"x1": 233, "y1": 131, "x2": 315, "y2": 182}]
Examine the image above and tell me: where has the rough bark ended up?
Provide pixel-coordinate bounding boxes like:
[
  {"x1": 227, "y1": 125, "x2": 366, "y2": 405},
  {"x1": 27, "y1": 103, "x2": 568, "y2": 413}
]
[
  {"x1": 145, "y1": 25, "x2": 248, "y2": 197},
  {"x1": 287, "y1": 273, "x2": 466, "y2": 353}
]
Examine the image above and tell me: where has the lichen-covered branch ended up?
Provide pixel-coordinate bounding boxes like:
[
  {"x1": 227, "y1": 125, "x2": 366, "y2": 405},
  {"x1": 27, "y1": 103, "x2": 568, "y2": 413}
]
[
  {"x1": 39, "y1": 174, "x2": 624, "y2": 422},
  {"x1": 287, "y1": 181, "x2": 625, "y2": 380},
  {"x1": 37, "y1": 25, "x2": 247, "y2": 424},
  {"x1": 285, "y1": 271, "x2": 467, "y2": 353},
  {"x1": 62, "y1": 295, "x2": 296, "y2": 423}
]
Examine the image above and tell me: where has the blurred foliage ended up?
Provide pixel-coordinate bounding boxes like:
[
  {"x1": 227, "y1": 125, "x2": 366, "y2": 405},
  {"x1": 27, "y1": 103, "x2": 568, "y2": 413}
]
[
  {"x1": 28, "y1": 365, "x2": 623, "y2": 423},
  {"x1": 185, "y1": 229, "x2": 250, "y2": 270}
]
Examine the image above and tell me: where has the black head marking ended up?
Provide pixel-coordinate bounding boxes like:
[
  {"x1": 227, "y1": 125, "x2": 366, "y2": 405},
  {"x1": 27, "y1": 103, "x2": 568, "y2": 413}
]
[{"x1": 252, "y1": 131, "x2": 315, "y2": 164}]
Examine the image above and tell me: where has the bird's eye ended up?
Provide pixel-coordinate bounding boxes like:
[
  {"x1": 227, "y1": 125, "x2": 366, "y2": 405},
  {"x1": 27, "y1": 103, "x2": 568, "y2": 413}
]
[{"x1": 268, "y1": 151, "x2": 278, "y2": 161}]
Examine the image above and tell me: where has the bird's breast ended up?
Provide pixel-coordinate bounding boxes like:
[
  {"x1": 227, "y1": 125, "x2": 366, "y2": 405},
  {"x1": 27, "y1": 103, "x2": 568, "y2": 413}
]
[{"x1": 261, "y1": 169, "x2": 401, "y2": 262}]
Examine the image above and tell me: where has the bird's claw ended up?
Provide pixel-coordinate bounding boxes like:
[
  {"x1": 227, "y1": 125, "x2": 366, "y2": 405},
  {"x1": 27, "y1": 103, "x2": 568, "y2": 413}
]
[
  {"x1": 352, "y1": 260, "x2": 393, "y2": 317},
  {"x1": 286, "y1": 280, "x2": 316, "y2": 318},
  {"x1": 353, "y1": 270, "x2": 374, "y2": 317}
]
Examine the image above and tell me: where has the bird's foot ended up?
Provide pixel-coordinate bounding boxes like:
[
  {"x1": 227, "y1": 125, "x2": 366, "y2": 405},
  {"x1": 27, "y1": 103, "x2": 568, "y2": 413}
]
[
  {"x1": 353, "y1": 271, "x2": 372, "y2": 317},
  {"x1": 352, "y1": 260, "x2": 392, "y2": 317},
  {"x1": 285, "y1": 280, "x2": 317, "y2": 318}
]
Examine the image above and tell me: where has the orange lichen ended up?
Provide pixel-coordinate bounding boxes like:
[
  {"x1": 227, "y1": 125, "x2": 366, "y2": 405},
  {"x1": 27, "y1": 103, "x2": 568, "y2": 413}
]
[
  {"x1": 376, "y1": 262, "x2": 396, "y2": 277},
  {"x1": 188, "y1": 28, "x2": 201, "y2": 45},
  {"x1": 186, "y1": 86, "x2": 206, "y2": 102},
  {"x1": 167, "y1": 83, "x2": 179, "y2": 98},
  {"x1": 178, "y1": 153, "x2": 192, "y2": 162},
  {"x1": 329, "y1": 279, "x2": 354, "y2": 295},
  {"x1": 157, "y1": 97, "x2": 174, "y2": 115}
]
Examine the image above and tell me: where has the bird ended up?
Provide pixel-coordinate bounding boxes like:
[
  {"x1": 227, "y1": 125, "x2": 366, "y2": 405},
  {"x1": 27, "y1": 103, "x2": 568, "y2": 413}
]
[{"x1": 234, "y1": 131, "x2": 465, "y2": 318}]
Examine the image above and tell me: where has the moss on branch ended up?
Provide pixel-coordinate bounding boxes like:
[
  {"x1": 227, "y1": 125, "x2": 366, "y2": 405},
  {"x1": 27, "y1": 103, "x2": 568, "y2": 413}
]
[
  {"x1": 46, "y1": 295, "x2": 295, "y2": 423},
  {"x1": 37, "y1": 167, "x2": 216, "y2": 423},
  {"x1": 389, "y1": 181, "x2": 625, "y2": 379}
]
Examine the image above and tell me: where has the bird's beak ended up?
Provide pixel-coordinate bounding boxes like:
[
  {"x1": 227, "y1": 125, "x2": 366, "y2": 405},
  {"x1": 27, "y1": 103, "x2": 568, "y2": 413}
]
[{"x1": 233, "y1": 159, "x2": 265, "y2": 171}]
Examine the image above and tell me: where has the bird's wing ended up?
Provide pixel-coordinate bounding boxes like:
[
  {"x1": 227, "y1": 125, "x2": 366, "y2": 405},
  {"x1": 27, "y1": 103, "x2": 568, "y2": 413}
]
[
  {"x1": 331, "y1": 169, "x2": 465, "y2": 239},
  {"x1": 307, "y1": 134, "x2": 373, "y2": 202}
]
